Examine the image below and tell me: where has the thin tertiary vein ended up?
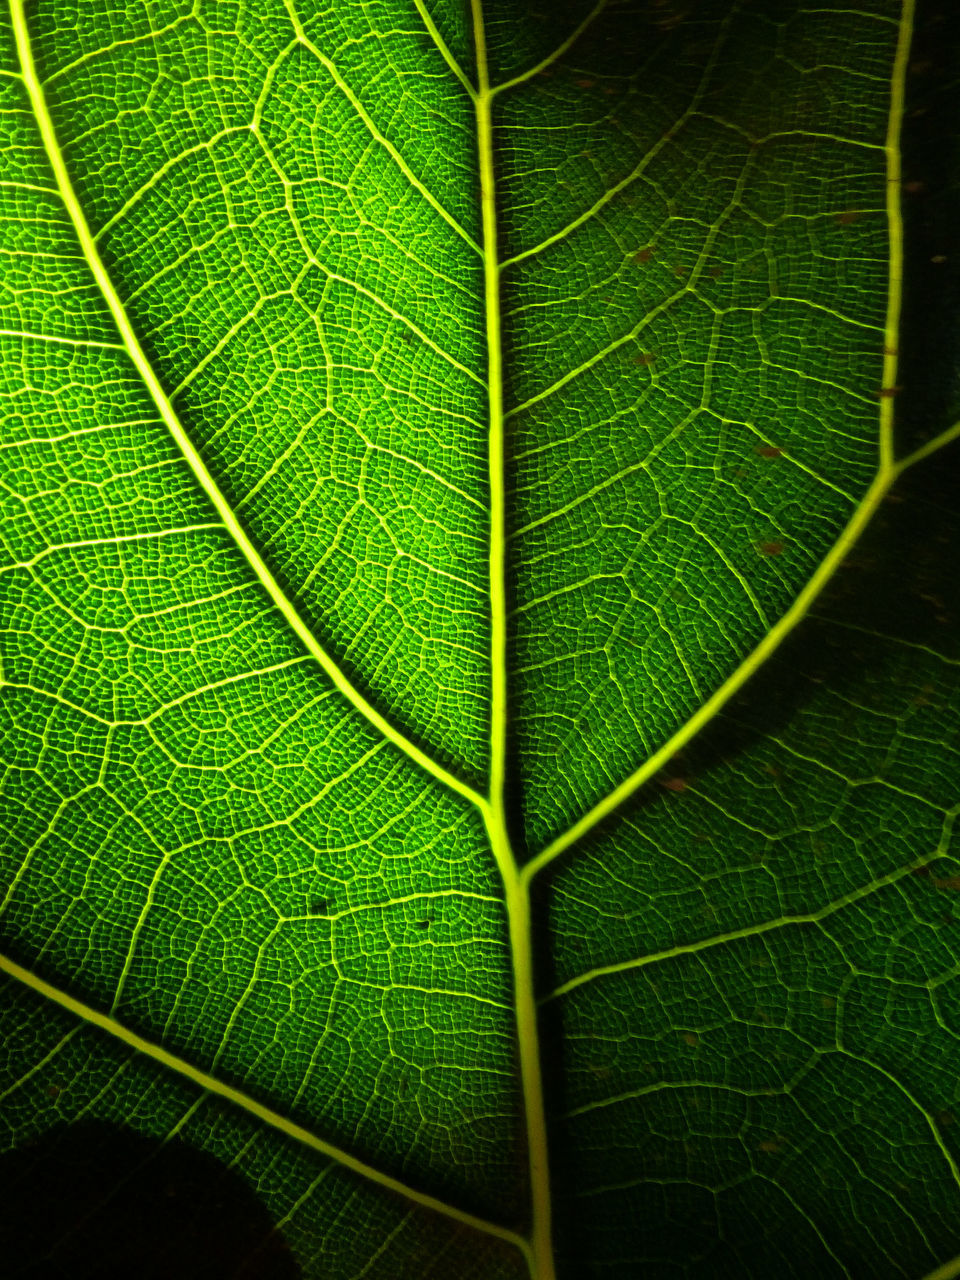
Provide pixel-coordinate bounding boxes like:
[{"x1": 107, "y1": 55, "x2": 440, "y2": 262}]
[
  {"x1": 0, "y1": 951, "x2": 531, "y2": 1256},
  {"x1": 281, "y1": 0, "x2": 481, "y2": 255},
  {"x1": 490, "y1": 0, "x2": 610, "y2": 97},
  {"x1": 542, "y1": 837, "x2": 953, "y2": 1003},
  {"x1": 9, "y1": 0, "x2": 484, "y2": 815},
  {"x1": 412, "y1": 0, "x2": 476, "y2": 99},
  {"x1": 522, "y1": 0, "x2": 925, "y2": 884}
]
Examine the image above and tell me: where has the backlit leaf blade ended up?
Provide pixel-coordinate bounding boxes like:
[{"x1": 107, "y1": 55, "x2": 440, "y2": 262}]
[
  {"x1": 0, "y1": 973, "x2": 528, "y2": 1277},
  {"x1": 498, "y1": 0, "x2": 902, "y2": 848},
  {"x1": 0, "y1": 0, "x2": 520, "y2": 1224},
  {"x1": 1, "y1": 0, "x2": 959, "y2": 1278},
  {"x1": 542, "y1": 462, "x2": 960, "y2": 1276}
]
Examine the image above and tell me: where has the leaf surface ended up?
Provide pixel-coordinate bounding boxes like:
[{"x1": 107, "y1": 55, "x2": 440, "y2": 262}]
[{"x1": 1, "y1": 1, "x2": 959, "y2": 1277}]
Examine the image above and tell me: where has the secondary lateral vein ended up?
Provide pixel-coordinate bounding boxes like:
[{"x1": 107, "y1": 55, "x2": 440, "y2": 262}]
[
  {"x1": 491, "y1": 0, "x2": 610, "y2": 97},
  {"x1": 522, "y1": 468, "x2": 897, "y2": 882},
  {"x1": 10, "y1": 0, "x2": 485, "y2": 816},
  {"x1": 542, "y1": 845, "x2": 944, "y2": 1003},
  {"x1": 0, "y1": 951, "x2": 531, "y2": 1257},
  {"x1": 499, "y1": 1, "x2": 735, "y2": 269},
  {"x1": 523, "y1": 0, "x2": 929, "y2": 883},
  {"x1": 412, "y1": 0, "x2": 477, "y2": 100},
  {"x1": 281, "y1": 0, "x2": 481, "y2": 255}
]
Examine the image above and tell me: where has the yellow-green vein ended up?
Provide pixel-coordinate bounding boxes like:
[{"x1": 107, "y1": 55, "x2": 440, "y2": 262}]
[
  {"x1": 0, "y1": 951, "x2": 532, "y2": 1259},
  {"x1": 521, "y1": 467, "x2": 897, "y2": 881},
  {"x1": 281, "y1": 0, "x2": 481, "y2": 255},
  {"x1": 881, "y1": 0, "x2": 914, "y2": 470},
  {"x1": 542, "y1": 837, "x2": 953, "y2": 1003},
  {"x1": 473, "y1": 3, "x2": 555, "y2": 1277},
  {"x1": 522, "y1": 0, "x2": 924, "y2": 883},
  {"x1": 10, "y1": 0, "x2": 485, "y2": 816},
  {"x1": 412, "y1": 0, "x2": 477, "y2": 100},
  {"x1": 490, "y1": 0, "x2": 610, "y2": 98}
]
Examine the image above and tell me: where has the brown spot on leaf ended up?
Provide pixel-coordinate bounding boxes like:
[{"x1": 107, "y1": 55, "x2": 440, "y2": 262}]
[
  {"x1": 660, "y1": 775, "x2": 688, "y2": 792},
  {"x1": 755, "y1": 445, "x2": 783, "y2": 459},
  {"x1": 575, "y1": 78, "x2": 595, "y2": 89},
  {"x1": 757, "y1": 1136, "x2": 787, "y2": 1153},
  {"x1": 634, "y1": 246, "x2": 655, "y2": 265},
  {"x1": 835, "y1": 210, "x2": 861, "y2": 226},
  {"x1": 633, "y1": 352, "x2": 658, "y2": 366},
  {"x1": 876, "y1": 386, "x2": 902, "y2": 398},
  {"x1": 757, "y1": 540, "x2": 784, "y2": 556},
  {"x1": 682, "y1": 1032, "x2": 699, "y2": 1047}
]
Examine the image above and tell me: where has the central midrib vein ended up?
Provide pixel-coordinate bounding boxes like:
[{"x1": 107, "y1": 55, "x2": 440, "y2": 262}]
[{"x1": 471, "y1": 4, "x2": 556, "y2": 1279}]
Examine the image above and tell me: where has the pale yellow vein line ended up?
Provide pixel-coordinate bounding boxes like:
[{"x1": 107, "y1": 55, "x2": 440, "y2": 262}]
[
  {"x1": 0, "y1": 417, "x2": 158, "y2": 451},
  {"x1": 281, "y1": 0, "x2": 480, "y2": 255},
  {"x1": 499, "y1": 2, "x2": 736, "y2": 270},
  {"x1": 266, "y1": 1168, "x2": 334, "y2": 1238},
  {"x1": 542, "y1": 845, "x2": 942, "y2": 1003},
  {"x1": 111, "y1": 848, "x2": 175, "y2": 1013},
  {"x1": 805, "y1": 614, "x2": 960, "y2": 666},
  {"x1": 523, "y1": 0, "x2": 928, "y2": 882},
  {"x1": 0, "y1": 523, "x2": 222, "y2": 572},
  {"x1": 412, "y1": 0, "x2": 476, "y2": 99},
  {"x1": 43, "y1": 11, "x2": 193, "y2": 85},
  {"x1": 835, "y1": 1050, "x2": 960, "y2": 1197},
  {"x1": 522, "y1": 468, "x2": 896, "y2": 882},
  {"x1": 491, "y1": 0, "x2": 610, "y2": 97},
  {"x1": 566, "y1": 1075, "x2": 827, "y2": 1122},
  {"x1": 758, "y1": 128, "x2": 885, "y2": 152},
  {"x1": 473, "y1": 4, "x2": 554, "y2": 1278},
  {"x1": 895, "y1": 418, "x2": 960, "y2": 474},
  {"x1": 923, "y1": 1254, "x2": 960, "y2": 1280},
  {"x1": 0, "y1": 326, "x2": 123, "y2": 349},
  {"x1": 93, "y1": 126, "x2": 249, "y2": 242},
  {"x1": 0, "y1": 1024, "x2": 79, "y2": 1103},
  {"x1": 10, "y1": 0, "x2": 484, "y2": 815},
  {"x1": 0, "y1": 951, "x2": 530, "y2": 1257},
  {"x1": 0, "y1": 178, "x2": 58, "y2": 195},
  {"x1": 879, "y1": 0, "x2": 914, "y2": 472},
  {"x1": 504, "y1": 284, "x2": 689, "y2": 421}
]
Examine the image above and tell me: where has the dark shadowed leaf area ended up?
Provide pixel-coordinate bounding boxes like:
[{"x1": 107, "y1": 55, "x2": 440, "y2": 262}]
[{"x1": 0, "y1": 1121, "x2": 300, "y2": 1279}]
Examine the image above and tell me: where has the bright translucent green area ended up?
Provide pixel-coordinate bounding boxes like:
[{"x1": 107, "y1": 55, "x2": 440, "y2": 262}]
[{"x1": 1, "y1": 0, "x2": 959, "y2": 1277}]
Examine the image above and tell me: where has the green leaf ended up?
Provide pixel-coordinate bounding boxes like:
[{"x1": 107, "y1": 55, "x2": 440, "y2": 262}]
[{"x1": 1, "y1": 1, "x2": 958, "y2": 1277}]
